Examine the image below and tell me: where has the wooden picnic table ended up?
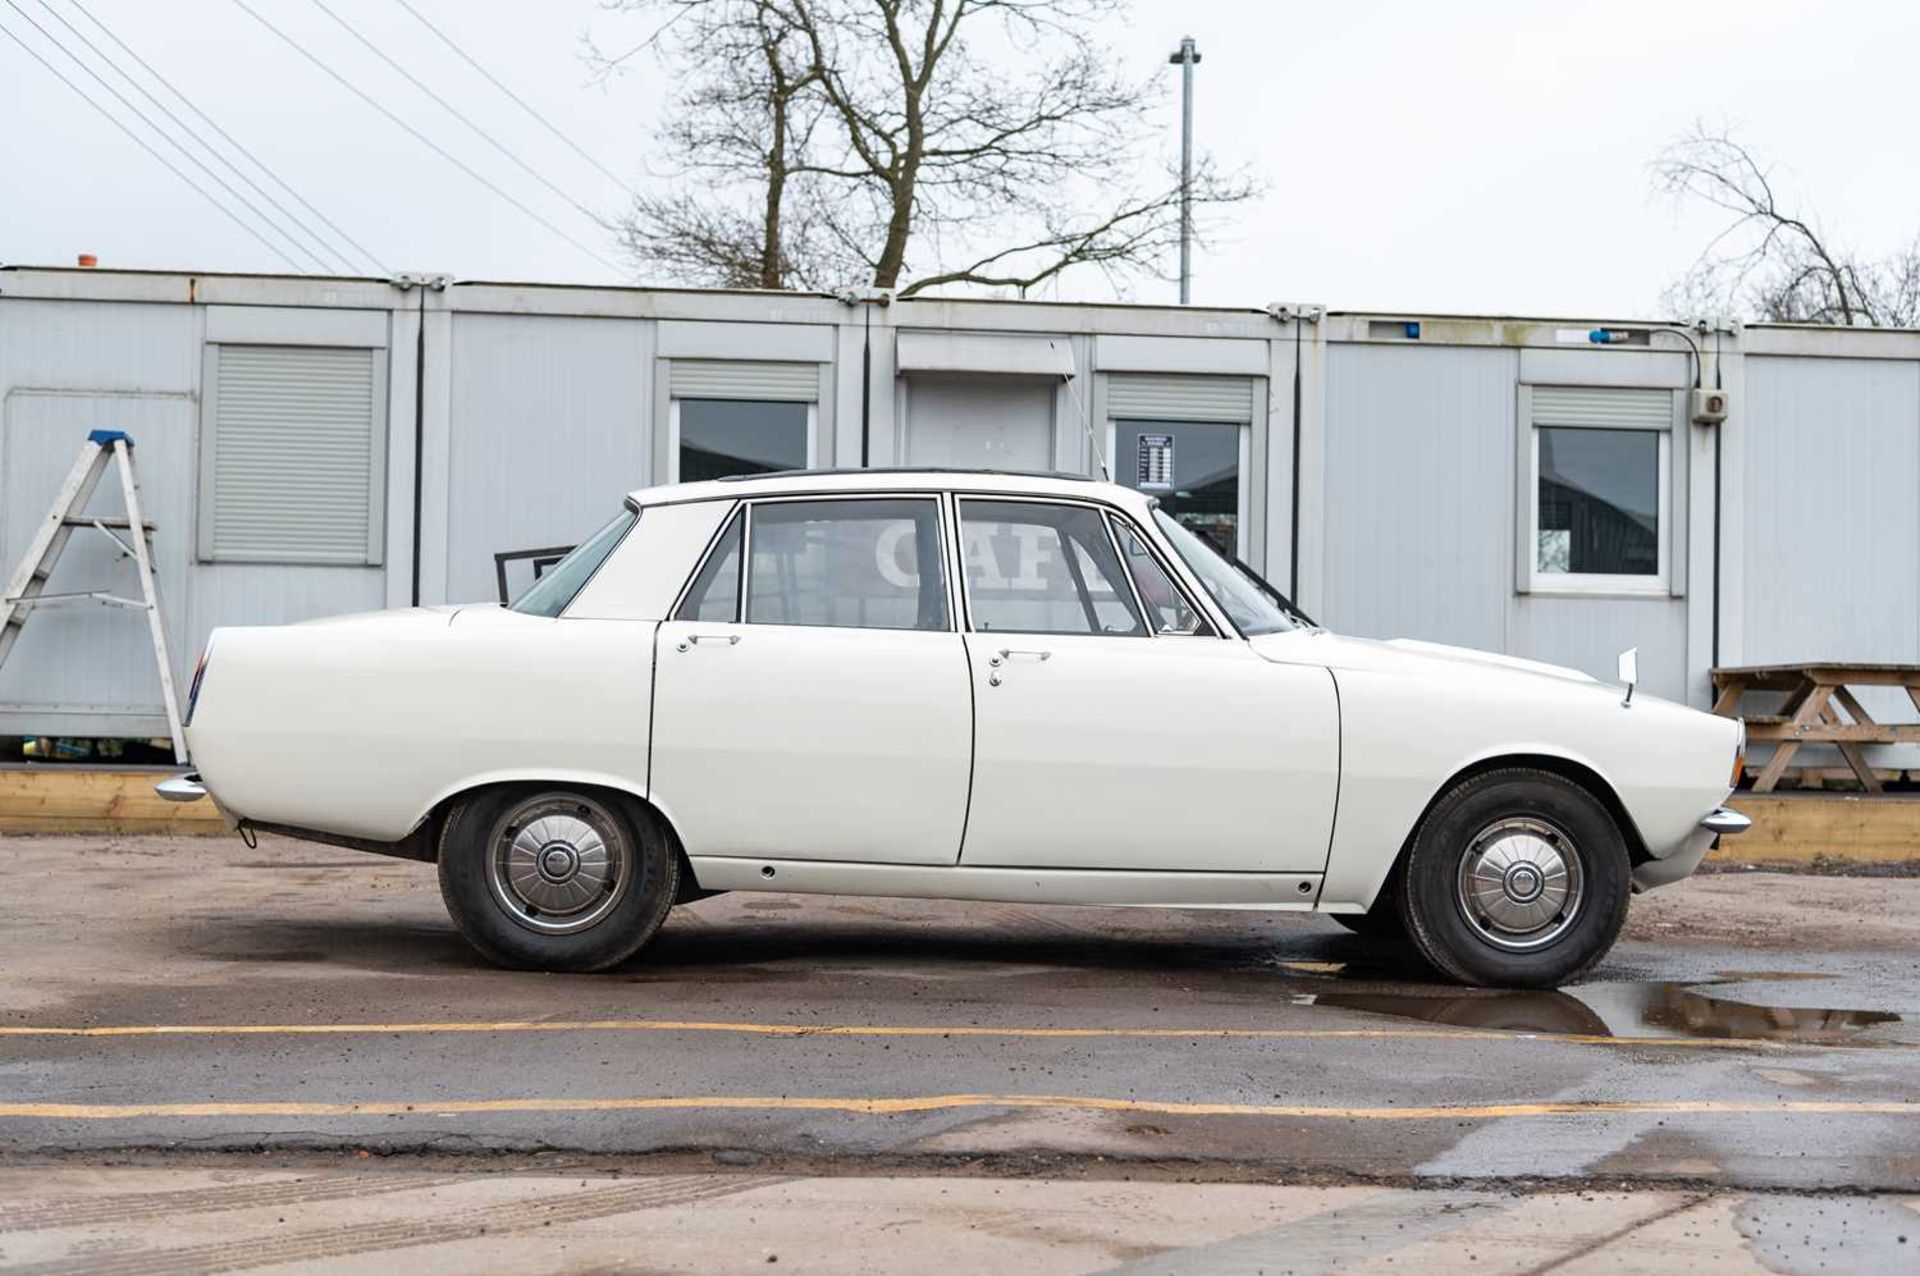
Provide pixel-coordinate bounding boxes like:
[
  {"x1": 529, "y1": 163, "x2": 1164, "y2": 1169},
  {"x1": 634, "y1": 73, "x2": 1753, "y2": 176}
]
[{"x1": 1710, "y1": 662, "x2": 1920, "y2": 793}]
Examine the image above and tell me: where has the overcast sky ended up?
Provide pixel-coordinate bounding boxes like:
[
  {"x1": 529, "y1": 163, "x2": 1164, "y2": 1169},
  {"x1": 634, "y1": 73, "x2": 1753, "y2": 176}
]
[{"x1": 3, "y1": 0, "x2": 1915, "y2": 318}]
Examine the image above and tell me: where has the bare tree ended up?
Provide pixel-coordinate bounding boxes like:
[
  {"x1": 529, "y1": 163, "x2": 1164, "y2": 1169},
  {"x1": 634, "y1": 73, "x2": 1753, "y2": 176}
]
[
  {"x1": 592, "y1": 0, "x2": 1253, "y2": 296},
  {"x1": 594, "y1": 2, "x2": 843, "y2": 289},
  {"x1": 1654, "y1": 124, "x2": 1919, "y2": 326}
]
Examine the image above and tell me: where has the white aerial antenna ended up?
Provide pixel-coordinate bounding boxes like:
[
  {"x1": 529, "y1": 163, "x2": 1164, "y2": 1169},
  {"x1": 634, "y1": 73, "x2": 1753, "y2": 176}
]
[{"x1": 1052, "y1": 339, "x2": 1109, "y2": 480}]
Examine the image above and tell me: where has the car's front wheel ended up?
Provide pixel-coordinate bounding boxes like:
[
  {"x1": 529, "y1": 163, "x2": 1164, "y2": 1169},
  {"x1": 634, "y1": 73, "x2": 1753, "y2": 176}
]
[
  {"x1": 1399, "y1": 769, "x2": 1629, "y2": 988},
  {"x1": 437, "y1": 786, "x2": 677, "y2": 971}
]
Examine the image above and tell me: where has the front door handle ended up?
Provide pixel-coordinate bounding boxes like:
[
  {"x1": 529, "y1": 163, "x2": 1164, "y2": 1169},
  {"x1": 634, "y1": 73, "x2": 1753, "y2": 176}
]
[{"x1": 676, "y1": 633, "x2": 741, "y2": 651}]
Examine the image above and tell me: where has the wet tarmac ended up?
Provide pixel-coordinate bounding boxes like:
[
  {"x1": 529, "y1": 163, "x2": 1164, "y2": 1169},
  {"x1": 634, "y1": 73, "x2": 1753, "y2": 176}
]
[
  {"x1": 1308, "y1": 970, "x2": 1905, "y2": 1044},
  {"x1": 1, "y1": 834, "x2": 1916, "y2": 1197}
]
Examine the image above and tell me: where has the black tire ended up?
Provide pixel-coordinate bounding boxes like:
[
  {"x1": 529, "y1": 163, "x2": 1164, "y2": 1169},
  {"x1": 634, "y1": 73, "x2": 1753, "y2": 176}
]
[
  {"x1": 1398, "y1": 768, "x2": 1630, "y2": 989},
  {"x1": 436, "y1": 785, "x2": 677, "y2": 972}
]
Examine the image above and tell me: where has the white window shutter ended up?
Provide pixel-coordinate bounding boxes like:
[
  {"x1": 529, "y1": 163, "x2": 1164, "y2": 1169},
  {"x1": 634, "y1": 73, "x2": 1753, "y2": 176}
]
[
  {"x1": 1106, "y1": 374, "x2": 1255, "y2": 423},
  {"x1": 669, "y1": 360, "x2": 819, "y2": 401},
  {"x1": 1530, "y1": 385, "x2": 1672, "y2": 430},
  {"x1": 200, "y1": 344, "x2": 387, "y2": 565}
]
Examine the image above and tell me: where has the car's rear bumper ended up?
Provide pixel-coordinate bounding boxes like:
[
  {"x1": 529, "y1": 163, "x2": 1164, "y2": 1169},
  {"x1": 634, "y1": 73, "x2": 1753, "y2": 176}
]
[
  {"x1": 154, "y1": 773, "x2": 206, "y2": 802},
  {"x1": 154, "y1": 772, "x2": 242, "y2": 829}
]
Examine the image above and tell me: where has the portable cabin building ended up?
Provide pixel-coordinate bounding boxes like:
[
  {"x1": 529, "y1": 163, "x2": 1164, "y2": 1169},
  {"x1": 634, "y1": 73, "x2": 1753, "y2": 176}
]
[{"x1": 1, "y1": 266, "x2": 1915, "y2": 761}]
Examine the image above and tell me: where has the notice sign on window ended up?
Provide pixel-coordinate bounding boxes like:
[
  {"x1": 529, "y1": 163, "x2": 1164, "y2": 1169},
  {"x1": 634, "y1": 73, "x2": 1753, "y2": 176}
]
[{"x1": 1137, "y1": 434, "x2": 1174, "y2": 490}]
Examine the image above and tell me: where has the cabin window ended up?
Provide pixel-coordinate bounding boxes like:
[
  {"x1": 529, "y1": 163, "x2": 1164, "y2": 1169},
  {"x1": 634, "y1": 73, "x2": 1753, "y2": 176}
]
[
  {"x1": 674, "y1": 400, "x2": 811, "y2": 481},
  {"x1": 667, "y1": 359, "x2": 819, "y2": 481},
  {"x1": 1525, "y1": 386, "x2": 1675, "y2": 595},
  {"x1": 1107, "y1": 373, "x2": 1256, "y2": 560}
]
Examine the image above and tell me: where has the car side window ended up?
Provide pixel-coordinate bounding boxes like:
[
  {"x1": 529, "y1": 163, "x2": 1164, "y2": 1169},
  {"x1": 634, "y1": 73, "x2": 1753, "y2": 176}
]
[
  {"x1": 1109, "y1": 515, "x2": 1213, "y2": 636},
  {"x1": 959, "y1": 500, "x2": 1145, "y2": 636},
  {"x1": 675, "y1": 509, "x2": 743, "y2": 622},
  {"x1": 743, "y1": 498, "x2": 949, "y2": 631}
]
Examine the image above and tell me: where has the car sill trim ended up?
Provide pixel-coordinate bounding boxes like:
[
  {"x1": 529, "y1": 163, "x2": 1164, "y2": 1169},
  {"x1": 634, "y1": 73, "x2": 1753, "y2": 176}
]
[{"x1": 688, "y1": 856, "x2": 1322, "y2": 910}]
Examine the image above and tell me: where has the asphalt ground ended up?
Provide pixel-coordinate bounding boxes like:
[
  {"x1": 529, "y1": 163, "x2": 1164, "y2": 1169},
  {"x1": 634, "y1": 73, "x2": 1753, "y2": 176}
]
[
  {"x1": 2, "y1": 1168, "x2": 1914, "y2": 1274},
  {"x1": 0, "y1": 833, "x2": 1916, "y2": 1271}
]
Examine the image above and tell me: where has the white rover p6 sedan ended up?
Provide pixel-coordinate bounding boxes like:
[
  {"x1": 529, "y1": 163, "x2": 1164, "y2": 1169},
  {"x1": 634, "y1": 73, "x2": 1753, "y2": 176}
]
[{"x1": 164, "y1": 469, "x2": 1749, "y2": 987}]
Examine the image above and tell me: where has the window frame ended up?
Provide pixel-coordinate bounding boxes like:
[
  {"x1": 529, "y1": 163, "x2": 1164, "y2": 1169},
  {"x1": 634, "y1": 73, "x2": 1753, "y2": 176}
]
[
  {"x1": 952, "y1": 494, "x2": 1220, "y2": 640},
  {"x1": 1105, "y1": 418, "x2": 1252, "y2": 560},
  {"x1": 668, "y1": 398, "x2": 817, "y2": 483},
  {"x1": 1526, "y1": 422, "x2": 1673, "y2": 597},
  {"x1": 673, "y1": 493, "x2": 956, "y2": 633}
]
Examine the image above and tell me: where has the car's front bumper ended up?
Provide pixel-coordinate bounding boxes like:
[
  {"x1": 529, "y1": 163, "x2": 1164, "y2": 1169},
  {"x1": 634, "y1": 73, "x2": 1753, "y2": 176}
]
[
  {"x1": 1631, "y1": 806, "x2": 1751, "y2": 893},
  {"x1": 1698, "y1": 807, "x2": 1752, "y2": 837}
]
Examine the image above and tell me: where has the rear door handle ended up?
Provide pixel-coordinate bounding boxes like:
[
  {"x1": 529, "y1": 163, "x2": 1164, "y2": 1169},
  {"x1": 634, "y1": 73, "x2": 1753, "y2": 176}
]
[
  {"x1": 988, "y1": 647, "x2": 1050, "y2": 685},
  {"x1": 676, "y1": 633, "x2": 741, "y2": 651}
]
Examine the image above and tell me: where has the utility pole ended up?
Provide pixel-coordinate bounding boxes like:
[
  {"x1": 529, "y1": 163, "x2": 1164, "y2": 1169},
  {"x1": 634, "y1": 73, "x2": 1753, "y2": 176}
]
[{"x1": 1167, "y1": 35, "x2": 1201, "y2": 305}]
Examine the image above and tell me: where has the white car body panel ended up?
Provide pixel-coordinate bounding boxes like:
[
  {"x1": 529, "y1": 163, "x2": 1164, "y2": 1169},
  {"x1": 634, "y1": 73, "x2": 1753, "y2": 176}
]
[
  {"x1": 960, "y1": 632, "x2": 1338, "y2": 872},
  {"x1": 188, "y1": 605, "x2": 655, "y2": 842},
  {"x1": 569, "y1": 500, "x2": 732, "y2": 622},
  {"x1": 650, "y1": 621, "x2": 973, "y2": 865},
  {"x1": 182, "y1": 468, "x2": 1742, "y2": 917},
  {"x1": 1250, "y1": 631, "x2": 1741, "y2": 910}
]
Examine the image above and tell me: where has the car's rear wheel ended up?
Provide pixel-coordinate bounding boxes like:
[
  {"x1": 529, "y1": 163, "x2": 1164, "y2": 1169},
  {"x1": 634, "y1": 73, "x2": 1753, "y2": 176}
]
[
  {"x1": 437, "y1": 786, "x2": 676, "y2": 972},
  {"x1": 1399, "y1": 769, "x2": 1629, "y2": 988}
]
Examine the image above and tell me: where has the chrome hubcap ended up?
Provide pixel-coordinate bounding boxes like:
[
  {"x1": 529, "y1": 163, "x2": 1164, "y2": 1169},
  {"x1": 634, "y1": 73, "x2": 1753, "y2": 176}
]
[
  {"x1": 487, "y1": 797, "x2": 631, "y2": 935},
  {"x1": 1456, "y1": 817, "x2": 1583, "y2": 952}
]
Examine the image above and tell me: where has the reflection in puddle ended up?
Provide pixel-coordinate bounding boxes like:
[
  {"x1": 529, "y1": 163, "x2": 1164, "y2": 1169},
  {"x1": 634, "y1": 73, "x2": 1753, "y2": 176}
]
[{"x1": 1307, "y1": 978, "x2": 1904, "y2": 1044}]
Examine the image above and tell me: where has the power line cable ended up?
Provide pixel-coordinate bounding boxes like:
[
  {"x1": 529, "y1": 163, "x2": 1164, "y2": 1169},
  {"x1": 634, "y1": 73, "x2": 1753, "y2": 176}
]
[
  {"x1": 33, "y1": 0, "x2": 358, "y2": 275},
  {"x1": 389, "y1": 0, "x2": 641, "y2": 201},
  {"x1": 227, "y1": 0, "x2": 623, "y2": 274},
  {"x1": 64, "y1": 0, "x2": 389, "y2": 274},
  {"x1": 0, "y1": 15, "x2": 305, "y2": 271},
  {"x1": 309, "y1": 0, "x2": 609, "y2": 225},
  {"x1": 5, "y1": 0, "x2": 327, "y2": 271},
  {"x1": 4, "y1": 3, "x2": 318, "y2": 268}
]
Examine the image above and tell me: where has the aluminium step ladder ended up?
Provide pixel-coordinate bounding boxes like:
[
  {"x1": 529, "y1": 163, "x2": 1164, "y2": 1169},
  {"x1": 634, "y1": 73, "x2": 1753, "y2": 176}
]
[{"x1": 0, "y1": 429, "x2": 186, "y2": 762}]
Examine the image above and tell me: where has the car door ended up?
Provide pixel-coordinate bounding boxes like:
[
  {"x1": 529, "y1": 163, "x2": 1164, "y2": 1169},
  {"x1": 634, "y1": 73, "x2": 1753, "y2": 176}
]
[
  {"x1": 651, "y1": 495, "x2": 972, "y2": 865},
  {"x1": 955, "y1": 497, "x2": 1339, "y2": 873}
]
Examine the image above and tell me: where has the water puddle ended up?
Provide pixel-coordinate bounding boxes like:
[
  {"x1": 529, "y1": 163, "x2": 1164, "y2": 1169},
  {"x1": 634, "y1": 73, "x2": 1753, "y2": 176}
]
[{"x1": 1288, "y1": 967, "x2": 1905, "y2": 1044}]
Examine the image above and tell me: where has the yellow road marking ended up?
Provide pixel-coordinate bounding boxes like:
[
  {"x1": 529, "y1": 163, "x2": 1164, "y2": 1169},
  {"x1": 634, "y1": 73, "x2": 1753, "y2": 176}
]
[
  {"x1": 0, "y1": 1018, "x2": 1895, "y2": 1050},
  {"x1": 0, "y1": 1094, "x2": 1911, "y2": 1122}
]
